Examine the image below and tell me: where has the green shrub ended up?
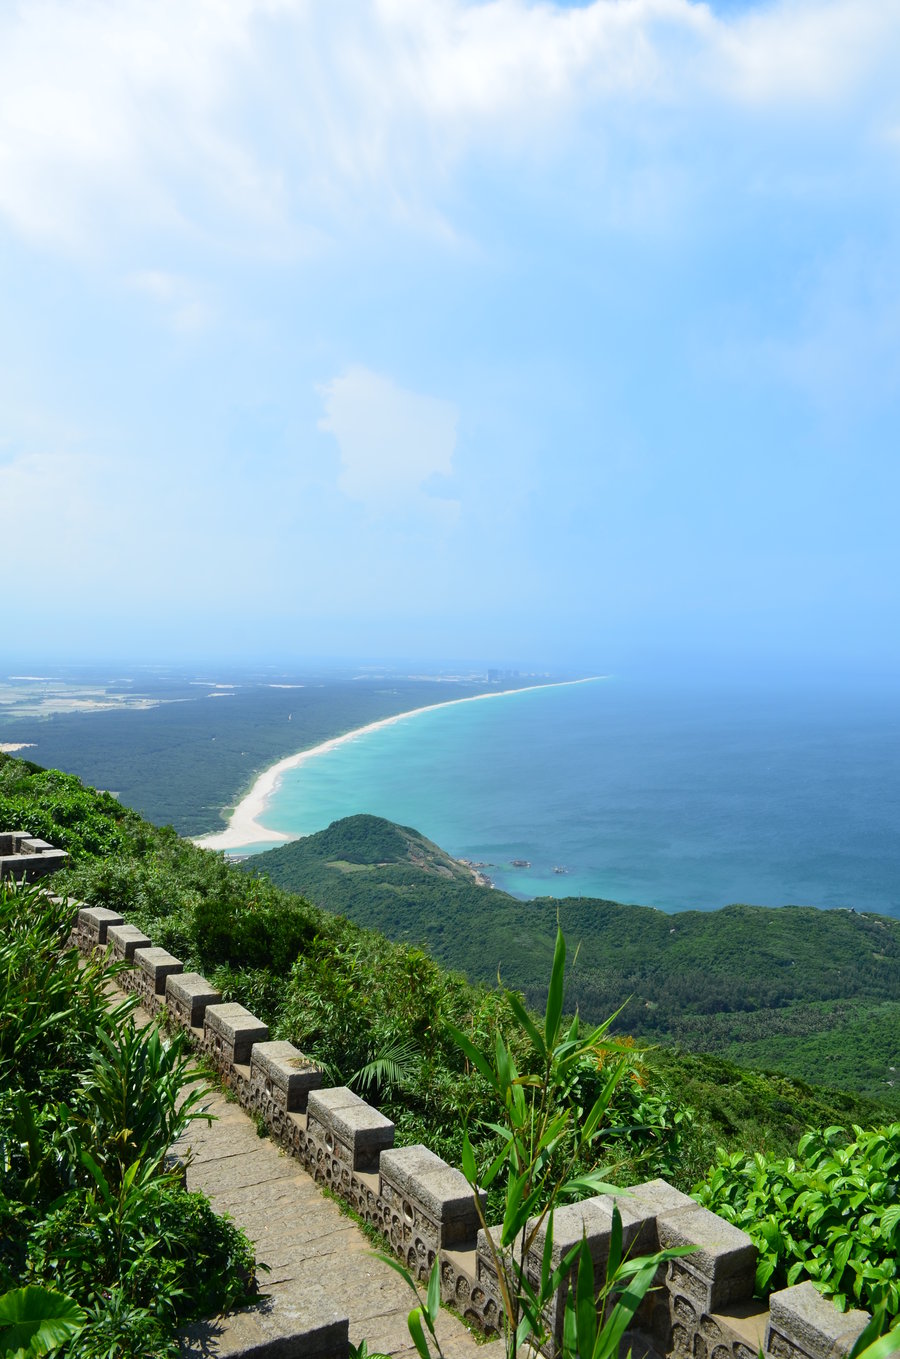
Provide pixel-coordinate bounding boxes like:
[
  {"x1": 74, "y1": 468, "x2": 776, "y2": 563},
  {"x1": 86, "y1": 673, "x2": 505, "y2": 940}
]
[
  {"x1": 0, "y1": 878, "x2": 261, "y2": 1353},
  {"x1": 696, "y1": 1123, "x2": 900, "y2": 1317}
]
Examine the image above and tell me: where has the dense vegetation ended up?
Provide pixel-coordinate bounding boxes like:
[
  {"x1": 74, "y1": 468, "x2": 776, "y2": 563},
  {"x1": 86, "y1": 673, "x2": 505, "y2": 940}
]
[
  {"x1": 698, "y1": 1124, "x2": 900, "y2": 1321},
  {"x1": 253, "y1": 815, "x2": 900, "y2": 1105},
  {"x1": 0, "y1": 879, "x2": 260, "y2": 1358},
  {"x1": 1, "y1": 755, "x2": 891, "y2": 1180},
  {"x1": 3, "y1": 751, "x2": 899, "y2": 1334}
]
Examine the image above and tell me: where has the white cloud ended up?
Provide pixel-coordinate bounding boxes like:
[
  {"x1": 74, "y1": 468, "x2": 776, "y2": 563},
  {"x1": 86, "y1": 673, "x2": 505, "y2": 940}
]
[
  {"x1": 710, "y1": 2, "x2": 898, "y2": 106},
  {"x1": 0, "y1": 1, "x2": 897, "y2": 256},
  {"x1": 127, "y1": 270, "x2": 216, "y2": 332},
  {"x1": 318, "y1": 366, "x2": 459, "y2": 521}
]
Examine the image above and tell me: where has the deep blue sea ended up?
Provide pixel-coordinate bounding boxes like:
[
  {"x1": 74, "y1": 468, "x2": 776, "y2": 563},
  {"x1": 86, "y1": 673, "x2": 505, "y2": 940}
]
[{"x1": 235, "y1": 676, "x2": 900, "y2": 917}]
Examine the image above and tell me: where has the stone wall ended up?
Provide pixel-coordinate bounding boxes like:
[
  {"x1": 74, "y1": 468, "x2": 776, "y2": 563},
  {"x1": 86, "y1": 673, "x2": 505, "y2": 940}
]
[
  {"x1": 71, "y1": 903, "x2": 873, "y2": 1359},
  {"x1": 0, "y1": 830, "x2": 68, "y2": 881}
]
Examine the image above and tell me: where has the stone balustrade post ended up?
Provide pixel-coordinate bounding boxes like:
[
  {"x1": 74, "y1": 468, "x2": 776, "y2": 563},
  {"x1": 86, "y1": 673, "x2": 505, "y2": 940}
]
[
  {"x1": 249, "y1": 1040, "x2": 324, "y2": 1141},
  {"x1": 203, "y1": 1002, "x2": 270, "y2": 1075},
  {"x1": 134, "y1": 946, "x2": 183, "y2": 1010},
  {"x1": 165, "y1": 972, "x2": 222, "y2": 1029},
  {"x1": 306, "y1": 1087, "x2": 395, "y2": 1184},
  {"x1": 379, "y1": 1143, "x2": 486, "y2": 1280},
  {"x1": 76, "y1": 905, "x2": 124, "y2": 950},
  {"x1": 765, "y1": 1283, "x2": 870, "y2": 1359},
  {"x1": 106, "y1": 923, "x2": 152, "y2": 964}
]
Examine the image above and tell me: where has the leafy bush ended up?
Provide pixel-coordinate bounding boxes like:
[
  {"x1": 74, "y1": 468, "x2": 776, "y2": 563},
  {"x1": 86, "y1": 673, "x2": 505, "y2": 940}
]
[
  {"x1": 0, "y1": 879, "x2": 261, "y2": 1355},
  {"x1": 696, "y1": 1123, "x2": 900, "y2": 1317}
]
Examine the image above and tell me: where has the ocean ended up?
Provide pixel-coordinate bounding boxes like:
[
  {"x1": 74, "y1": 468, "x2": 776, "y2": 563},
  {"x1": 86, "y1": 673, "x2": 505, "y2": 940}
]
[{"x1": 233, "y1": 675, "x2": 900, "y2": 917}]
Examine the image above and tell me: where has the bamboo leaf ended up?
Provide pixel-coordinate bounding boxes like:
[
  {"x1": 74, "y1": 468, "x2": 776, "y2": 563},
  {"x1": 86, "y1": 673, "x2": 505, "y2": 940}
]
[
  {"x1": 407, "y1": 1308, "x2": 433, "y2": 1359},
  {"x1": 507, "y1": 989, "x2": 548, "y2": 1063},
  {"x1": 371, "y1": 1252, "x2": 420, "y2": 1299},
  {"x1": 575, "y1": 1238, "x2": 596, "y2": 1355},
  {"x1": 541, "y1": 1212, "x2": 555, "y2": 1294},
  {"x1": 502, "y1": 1171, "x2": 528, "y2": 1246},
  {"x1": 849, "y1": 1320, "x2": 900, "y2": 1359},
  {"x1": 446, "y1": 1024, "x2": 499, "y2": 1092},
  {"x1": 495, "y1": 1032, "x2": 511, "y2": 1093},
  {"x1": 461, "y1": 1129, "x2": 477, "y2": 1186},
  {"x1": 579, "y1": 1062, "x2": 629, "y2": 1149},
  {"x1": 592, "y1": 1258, "x2": 659, "y2": 1359},
  {"x1": 482, "y1": 1142, "x2": 511, "y2": 1188},
  {"x1": 607, "y1": 1204, "x2": 623, "y2": 1281},
  {"x1": 78, "y1": 1148, "x2": 113, "y2": 1209},
  {"x1": 561, "y1": 1173, "x2": 621, "y2": 1201},
  {"x1": 425, "y1": 1258, "x2": 441, "y2": 1330},
  {"x1": 544, "y1": 928, "x2": 567, "y2": 1051}
]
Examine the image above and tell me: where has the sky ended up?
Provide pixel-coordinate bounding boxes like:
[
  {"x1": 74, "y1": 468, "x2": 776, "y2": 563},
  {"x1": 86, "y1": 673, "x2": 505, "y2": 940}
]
[{"x1": 1, "y1": 0, "x2": 899, "y2": 673}]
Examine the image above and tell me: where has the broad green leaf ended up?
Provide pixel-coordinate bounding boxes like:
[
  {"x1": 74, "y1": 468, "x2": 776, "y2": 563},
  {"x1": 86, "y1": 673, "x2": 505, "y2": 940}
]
[
  {"x1": 833, "y1": 1236, "x2": 853, "y2": 1281},
  {"x1": 756, "y1": 1258, "x2": 777, "y2": 1292},
  {"x1": 881, "y1": 1205, "x2": 900, "y2": 1237},
  {"x1": 0, "y1": 1286, "x2": 86, "y2": 1356}
]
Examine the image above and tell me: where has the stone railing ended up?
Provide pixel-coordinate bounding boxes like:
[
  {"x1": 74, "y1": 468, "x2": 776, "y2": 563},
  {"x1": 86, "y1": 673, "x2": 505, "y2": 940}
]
[
  {"x1": 0, "y1": 830, "x2": 68, "y2": 882},
  {"x1": 72, "y1": 904, "x2": 873, "y2": 1359}
]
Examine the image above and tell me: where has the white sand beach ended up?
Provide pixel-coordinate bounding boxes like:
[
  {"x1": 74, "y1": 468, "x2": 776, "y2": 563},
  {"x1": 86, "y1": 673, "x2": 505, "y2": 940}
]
[{"x1": 193, "y1": 676, "x2": 605, "y2": 853}]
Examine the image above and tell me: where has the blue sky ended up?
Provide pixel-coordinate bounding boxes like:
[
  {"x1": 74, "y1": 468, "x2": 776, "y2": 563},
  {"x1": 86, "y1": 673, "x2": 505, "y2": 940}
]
[{"x1": 1, "y1": 0, "x2": 898, "y2": 673}]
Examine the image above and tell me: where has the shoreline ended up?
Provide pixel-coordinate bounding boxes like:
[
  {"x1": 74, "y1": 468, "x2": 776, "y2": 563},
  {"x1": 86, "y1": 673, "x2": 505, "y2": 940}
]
[{"x1": 193, "y1": 676, "x2": 606, "y2": 853}]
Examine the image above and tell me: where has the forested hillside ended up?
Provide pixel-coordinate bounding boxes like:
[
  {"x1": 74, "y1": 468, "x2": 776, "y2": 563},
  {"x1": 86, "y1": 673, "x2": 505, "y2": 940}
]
[
  {"x1": 250, "y1": 814, "x2": 900, "y2": 1106},
  {"x1": 0, "y1": 753, "x2": 894, "y2": 1189}
]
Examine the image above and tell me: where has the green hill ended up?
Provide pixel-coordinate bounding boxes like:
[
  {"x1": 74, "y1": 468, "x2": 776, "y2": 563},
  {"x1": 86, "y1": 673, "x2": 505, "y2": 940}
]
[
  {"x1": 248, "y1": 815, "x2": 900, "y2": 1106},
  {"x1": 1, "y1": 753, "x2": 895, "y2": 1196}
]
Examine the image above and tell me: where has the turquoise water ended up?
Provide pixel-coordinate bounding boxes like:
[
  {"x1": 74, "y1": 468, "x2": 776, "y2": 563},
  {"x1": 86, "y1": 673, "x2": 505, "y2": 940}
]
[{"x1": 234, "y1": 677, "x2": 900, "y2": 917}]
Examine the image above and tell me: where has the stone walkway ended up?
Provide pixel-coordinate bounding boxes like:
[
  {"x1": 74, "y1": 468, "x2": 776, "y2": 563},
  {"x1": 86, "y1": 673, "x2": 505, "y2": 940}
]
[{"x1": 173, "y1": 1082, "x2": 499, "y2": 1359}]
